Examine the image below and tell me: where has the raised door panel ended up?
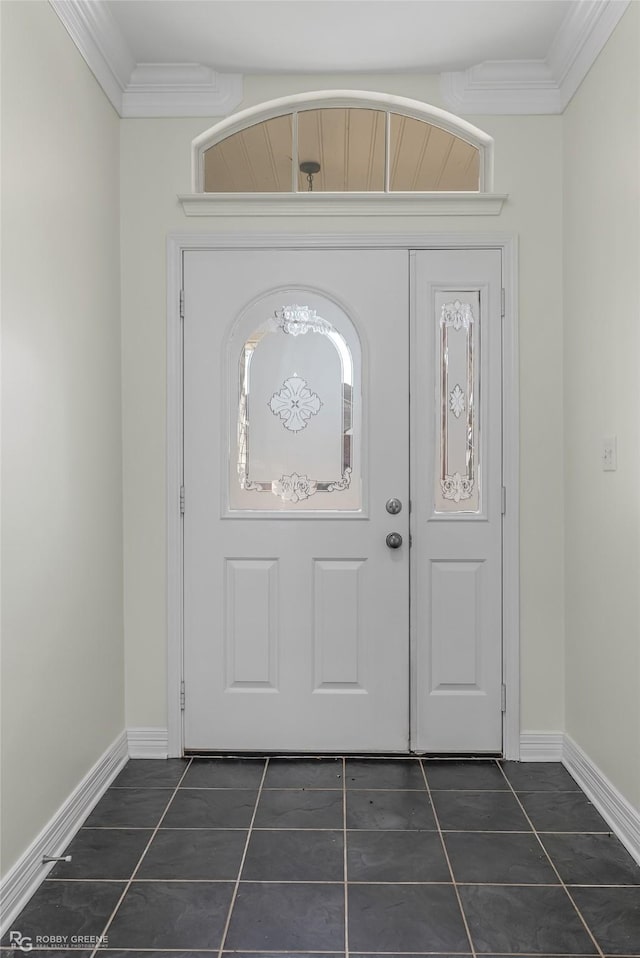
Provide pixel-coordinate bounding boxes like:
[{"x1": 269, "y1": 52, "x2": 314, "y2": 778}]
[
  {"x1": 224, "y1": 559, "x2": 279, "y2": 691},
  {"x1": 313, "y1": 558, "x2": 366, "y2": 692},
  {"x1": 430, "y1": 560, "x2": 483, "y2": 690}
]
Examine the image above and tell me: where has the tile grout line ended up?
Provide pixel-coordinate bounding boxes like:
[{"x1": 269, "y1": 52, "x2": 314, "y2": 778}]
[
  {"x1": 45, "y1": 876, "x2": 640, "y2": 887},
  {"x1": 10, "y1": 952, "x2": 634, "y2": 958},
  {"x1": 87, "y1": 758, "x2": 195, "y2": 958},
  {"x1": 216, "y1": 757, "x2": 270, "y2": 957},
  {"x1": 104, "y1": 785, "x2": 584, "y2": 795},
  {"x1": 75, "y1": 824, "x2": 612, "y2": 833},
  {"x1": 419, "y1": 758, "x2": 477, "y2": 958},
  {"x1": 496, "y1": 762, "x2": 605, "y2": 958},
  {"x1": 342, "y1": 756, "x2": 349, "y2": 958}
]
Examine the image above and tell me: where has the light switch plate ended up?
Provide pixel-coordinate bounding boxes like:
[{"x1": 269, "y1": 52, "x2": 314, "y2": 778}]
[{"x1": 602, "y1": 436, "x2": 617, "y2": 471}]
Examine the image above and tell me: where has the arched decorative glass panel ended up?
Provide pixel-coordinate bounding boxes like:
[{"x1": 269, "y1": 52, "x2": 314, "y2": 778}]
[
  {"x1": 227, "y1": 291, "x2": 362, "y2": 513},
  {"x1": 201, "y1": 96, "x2": 486, "y2": 194}
]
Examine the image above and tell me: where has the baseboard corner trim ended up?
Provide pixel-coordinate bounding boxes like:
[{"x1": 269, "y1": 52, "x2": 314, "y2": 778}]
[
  {"x1": 563, "y1": 734, "x2": 640, "y2": 866},
  {"x1": 0, "y1": 730, "x2": 128, "y2": 936},
  {"x1": 519, "y1": 730, "x2": 564, "y2": 761},
  {"x1": 127, "y1": 726, "x2": 169, "y2": 759}
]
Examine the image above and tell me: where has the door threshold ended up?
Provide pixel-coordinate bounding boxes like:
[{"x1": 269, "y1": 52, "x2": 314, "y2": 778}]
[{"x1": 183, "y1": 749, "x2": 504, "y2": 759}]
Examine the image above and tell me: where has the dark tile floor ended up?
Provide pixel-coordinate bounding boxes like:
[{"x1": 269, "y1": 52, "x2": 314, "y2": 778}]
[{"x1": 2, "y1": 756, "x2": 640, "y2": 957}]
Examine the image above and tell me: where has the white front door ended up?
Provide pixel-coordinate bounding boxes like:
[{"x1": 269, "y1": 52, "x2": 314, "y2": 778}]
[
  {"x1": 182, "y1": 246, "x2": 503, "y2": 753},
  {"x1": 183, "y1": 249, "x2": 410, "y2": 751}
]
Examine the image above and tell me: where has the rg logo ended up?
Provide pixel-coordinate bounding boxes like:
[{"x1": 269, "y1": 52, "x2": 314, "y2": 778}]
[{"x1": 8, "y1": 931, "x2": 32, "y2": 952}]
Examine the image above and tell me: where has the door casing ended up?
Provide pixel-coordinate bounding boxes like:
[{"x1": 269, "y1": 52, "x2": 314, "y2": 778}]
[{"x1": 166, "y1": 231, "x2": 520, "y2": 758}]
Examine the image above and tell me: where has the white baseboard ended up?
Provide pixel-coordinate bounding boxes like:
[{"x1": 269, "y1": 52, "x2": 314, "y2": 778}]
[
  {"x1": 519, "y1": 731, "x2": 565, "y2": 761},
  {"x1": 563, "y1": 734, "x2": 640, "y2": 866},
  {"x1": 127, "y1": 726, "x2": 169, "y2": 759},
  {"x1": 0, "y1": 730, "x2": 128, "y2": 936},
  {"x1": 519, "y1": 730, "x2": 640, "y2": 866}
]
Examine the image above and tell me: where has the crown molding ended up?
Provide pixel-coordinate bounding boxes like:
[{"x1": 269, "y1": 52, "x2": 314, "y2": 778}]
[
  {"x1": 52, "y1": 0, "x2": 629, "y2": 119},
  {"x1": 122, "y1": 64, "x2": 243, "y2": 118},
  {"x1": 547, "y1": 0, "x2": 630, "y2": 106},
  {"x1": 440, "y1": 60, "x2": 563, "y2": 115},
  {"x1": 50, "y1": 0, "x2": 133, "y2": 113},
  {"x1": 440, "y1": 0, "x2": 631, "y2": 115},
  {"x1": 49, "y1": 0, "x2": 243, "y2": 118}
]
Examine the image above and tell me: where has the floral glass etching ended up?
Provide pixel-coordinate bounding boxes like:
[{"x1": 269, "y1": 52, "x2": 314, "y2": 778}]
[
  {"x1": 229, "y1": 296, "x2": 362, "y2": 513},
  {"x1": 435, "y1": 293, "x2": 481, "y2": 513},
  {"x1": 269, "y1": 377, "x2": 323, "y2": 432}
]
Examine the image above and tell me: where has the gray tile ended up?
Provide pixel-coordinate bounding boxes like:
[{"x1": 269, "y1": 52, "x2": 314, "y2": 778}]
[
  {"x1": 541, "y1": 833, "x2": 640, "y2": 886},
  {"x1": 264, "y1": 757, "x2": 343, "y2": 789},
  {"x1": 48, "y1": 828, "x2": 152, "y2": 880},
  {"x1": 106, "y1": 881, "x2": 234, "y2": 950},
  {"x1": 7, "y1": 751, "x2": 633, "y2": 958},
  {"x1": 500, "y1": 761, "x2": 580, "y2": 792},
  {"x1": 347, "y1": 790, "x2": 436, "y2": 830},
  {"x1": 180, "y1": 757, "x2": 265, "y2": 789},
  {"x1": 459, "y1": 885, "x2": 597, "y2": 954},
  {"x1": 254, "y1": 788, "x2": 343, "y2": 828},
  {"x1": 0, "y1": 881, "x2": 124, "y2": 947},
  {"x1": 242, "y1": 829, "x2": 343, "y2": 881},
  {"x1": 432, "y1": 790, "x2": 531, "y2": 831},
  {"x1": 571, "y1": 887, "x2": 640, "y2": 955},
  {"x1": 0, "y1": 952, "x2": 92, "y2": 957},
  {"x1": 161, "y1": 788, "x2": 257, "y2": 828},
  {"x1": 111, "y1": 759, "x2": 188, "y2": 788},
  {"x1": 100, "y1": 954, "x2": 218, "y2": 958},
  {"x1": 84, "y1": 788, "x2": 172, "y2": 827},
  {"x1": 345, "y1": 758, "x2": 426, "y2": 790},
  {"x1": 136, "y1": 828, "x2": 247, "y2": 879},
  {"x1": 443, "y1": 831, "x2": 558, "y2": 884},
  {"x1": 423, "y1": 760, "x2": 508, "y2": 791},
  {"x1": 520, "y1": 790, "x2": 609, "y2": 832},
  {"x1": 348, "y1": 883, "x2": 470, "y2": 952},
  {"x1": 224, "y1": 882, "x2": 345, "y2": 951},
  {"x1": 347, "y1": 829, "x2": 450, "y2": 882}
]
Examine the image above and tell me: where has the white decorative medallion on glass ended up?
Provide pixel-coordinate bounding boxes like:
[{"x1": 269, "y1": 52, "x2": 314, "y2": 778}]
[{"x1": 229, "y1": 293, "x2": 362, "y2": 513}]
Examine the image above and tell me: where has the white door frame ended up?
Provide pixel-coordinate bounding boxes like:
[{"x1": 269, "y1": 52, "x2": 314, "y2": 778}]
[{"x1": 166, "y1": 231, "x2": 520, "y2": 759}]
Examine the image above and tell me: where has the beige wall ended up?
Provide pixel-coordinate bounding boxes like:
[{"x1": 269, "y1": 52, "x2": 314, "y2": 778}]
[
  {"x1": 1, "y1": 2, "x2": 124, "y2": 875},
  {"x1": 120, "y1": 75, "x2": 565, "y2": 734},
  {"x1": 563, "y1": 4, "x2": 640, "y2": 808}
]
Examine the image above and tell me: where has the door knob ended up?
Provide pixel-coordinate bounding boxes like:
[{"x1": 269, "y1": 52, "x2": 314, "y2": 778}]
[
  {"x1": 386, "y1": 498, "x2": 402, "y2": 515},
  {"x1": 386, "y1": 532, "x2": 403, "y2": 549}
]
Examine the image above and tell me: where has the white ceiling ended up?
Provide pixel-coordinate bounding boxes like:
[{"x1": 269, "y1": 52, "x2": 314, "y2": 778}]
[
  {"x1": 51, "y1": 0, "x2": 630, "y2": 116},
  {"x1": 106, "y1": 0, "x2": 572, "y2": 75}
]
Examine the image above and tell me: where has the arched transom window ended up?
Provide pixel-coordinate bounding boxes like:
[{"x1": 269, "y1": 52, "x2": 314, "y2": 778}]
[{"x1": 192, "y1": 92, "x2": 494, "y2": 195}]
